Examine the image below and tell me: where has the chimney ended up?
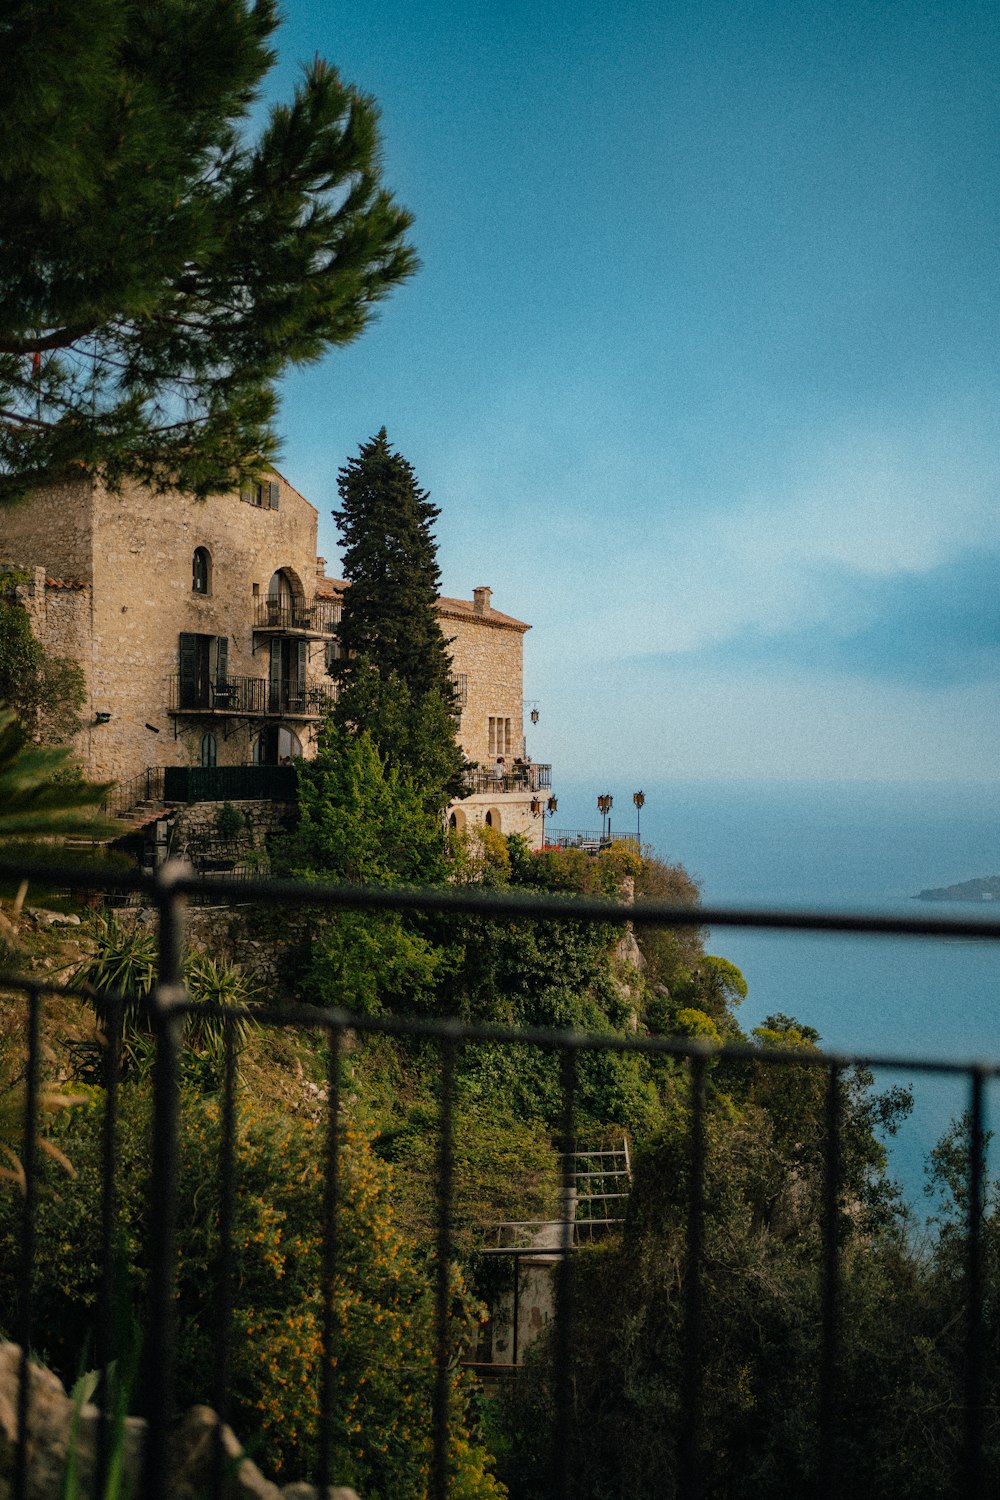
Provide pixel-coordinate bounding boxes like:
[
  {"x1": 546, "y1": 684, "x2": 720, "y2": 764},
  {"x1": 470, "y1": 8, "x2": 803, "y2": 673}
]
[{"x1": 473, "y1": 586, "x2": 492, "y2": 616}]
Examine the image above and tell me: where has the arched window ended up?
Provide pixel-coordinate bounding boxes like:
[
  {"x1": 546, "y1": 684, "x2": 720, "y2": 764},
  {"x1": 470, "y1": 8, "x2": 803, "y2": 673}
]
[
  {"x1": 200, "y1": 732, "x2": 217, "y2": 768},
  {"x1": 192, "y1": 547, "x2": 211, "y2": 594}
]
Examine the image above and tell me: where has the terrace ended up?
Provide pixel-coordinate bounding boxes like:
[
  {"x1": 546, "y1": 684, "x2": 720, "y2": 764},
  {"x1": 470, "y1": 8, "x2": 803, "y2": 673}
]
[{"x1": 462, "y1": 762, "x2": 552, "y2": 795}]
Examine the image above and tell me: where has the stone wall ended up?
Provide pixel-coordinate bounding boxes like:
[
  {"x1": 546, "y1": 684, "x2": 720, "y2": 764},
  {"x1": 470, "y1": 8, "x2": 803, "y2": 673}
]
[
  {"x1": 441, "y1": 595, "x2": 528, "y2": 768},
  {"x1": 0, "y1": 479, "x2": 95, "y2": 582},
  {"x1": 2, "y1": 472, "x2": 329, "y2": 787}
]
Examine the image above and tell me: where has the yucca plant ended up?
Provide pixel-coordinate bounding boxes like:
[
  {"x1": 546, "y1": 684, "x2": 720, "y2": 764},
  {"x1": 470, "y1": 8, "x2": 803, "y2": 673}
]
[
  {"x1": 182, "y1": 953, "x2": 258, "y2": 1054},
  {"x1": 70, "y1": 915, "x2": 259, "y2": 1086}
]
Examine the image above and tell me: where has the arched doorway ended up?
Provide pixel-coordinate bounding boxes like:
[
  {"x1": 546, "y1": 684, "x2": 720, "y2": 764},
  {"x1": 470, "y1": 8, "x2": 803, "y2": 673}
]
[
  {"x1": 266, "y1": 569, "x2": 303, "y2": 626},
  {"x1": 485, "y1": 808, "x2": 502, "y2": 831},
  {"x1": 253, "y1": 726, "x2": 302, "y2": 765}
]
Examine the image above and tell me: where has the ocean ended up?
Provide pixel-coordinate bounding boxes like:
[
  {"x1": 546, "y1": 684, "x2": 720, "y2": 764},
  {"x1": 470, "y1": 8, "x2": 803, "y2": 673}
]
[{"x1": 549, "y1": 777, "x2": 1000, "y2": 1208}]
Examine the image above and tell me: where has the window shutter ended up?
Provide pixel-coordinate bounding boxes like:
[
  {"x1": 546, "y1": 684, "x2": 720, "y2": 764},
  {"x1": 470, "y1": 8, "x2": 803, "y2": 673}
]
[
  {"x1": 297, "y1": 639, "x2": 307, "y2": 699},
  {"x1": 268, "y1": 480, "x2": 281, "y2": 510},
  {"x1": 240, "y1": 487, "x2": 253, "y2": 505},
  {"x1": 179, "y1": 633, "x2": 197, "y2": 709},
  {"x1": 215, "y1": 635, "x2": 228, "y2": 684},
  {"x1": 269, "y1": 640, "x2": 282, "y2": 713}
]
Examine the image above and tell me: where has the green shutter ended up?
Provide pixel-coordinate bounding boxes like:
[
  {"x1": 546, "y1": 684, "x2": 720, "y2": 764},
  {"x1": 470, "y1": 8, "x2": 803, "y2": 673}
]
[
  {"x1": 179, "y1": 633, "x2": 197, "y2": 708},
  {"x1": 240, "y1": 487, "x2": 253, "y2": 504},
  {"x1": 296, "y1": 639, "x2": 307, "y2": 710},
  {"x1": 268, "y1": 480, "x2": 281, "y2": 510},
  {"x1": 215, "y1": 635, "x2": 228, "y2": 684},
  {"x1": 269, "y1": 640, "x2": 282, "y2": 712}
]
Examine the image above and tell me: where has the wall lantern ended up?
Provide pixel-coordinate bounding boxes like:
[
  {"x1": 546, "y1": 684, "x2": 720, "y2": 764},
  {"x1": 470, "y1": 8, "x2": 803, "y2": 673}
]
[
  {"x1": 530, "y1": 707, "x2": 539, "y2": 724},
  {"x1": 94, "y1": 711, "x2": 112, "y2": 725}
]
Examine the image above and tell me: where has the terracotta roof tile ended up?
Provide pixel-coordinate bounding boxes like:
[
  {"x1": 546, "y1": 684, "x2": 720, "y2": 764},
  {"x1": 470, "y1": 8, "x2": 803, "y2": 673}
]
[
  {"x1": 313, "y1": 573, "x2": 529, "y2": 630},
  {"x1": 45, "y1": 576, "x2": 88, "y2": 591}
]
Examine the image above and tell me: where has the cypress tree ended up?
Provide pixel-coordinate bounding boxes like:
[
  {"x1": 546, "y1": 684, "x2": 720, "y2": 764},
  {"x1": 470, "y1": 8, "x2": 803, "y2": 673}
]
[
  {"x1": 331, "y1": 429, "x2": 466, "y2": 810},
  {"x1": 333, "y1": 429, "x2": 457, "y2": 704},
  {"x1": 0, "y1": 0, "x2": 416, "y2": 502}
]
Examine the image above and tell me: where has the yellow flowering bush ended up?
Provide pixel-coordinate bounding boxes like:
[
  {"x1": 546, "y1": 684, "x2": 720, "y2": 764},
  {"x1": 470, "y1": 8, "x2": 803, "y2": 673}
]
[{"x1": 174, "y1": 1090, "x2": 506, "y2": 1498}]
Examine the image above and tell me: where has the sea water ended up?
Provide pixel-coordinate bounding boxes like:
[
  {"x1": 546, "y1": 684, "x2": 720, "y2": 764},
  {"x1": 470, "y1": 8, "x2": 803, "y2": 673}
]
[{"x1": 549, "y1": 778, "x2": 1000, "y2": 1208}]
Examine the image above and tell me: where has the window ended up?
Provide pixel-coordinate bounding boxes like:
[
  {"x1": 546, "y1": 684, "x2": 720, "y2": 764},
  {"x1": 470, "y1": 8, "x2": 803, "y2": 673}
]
[
  {"x1": 454, "y1": 673, "x2": 468, "y2": 707},
  {"x1": 240, "y1": 480, "x2": 281, "y2": 509},
  {"x1": 178, "y1": 633, "x2": 228, "y2": 710},
  {"x1": 192, "y1": 547, "x2": 211, "y2": 594},
  {"x1": 200, "y1": 732, "x2": 217, "y2": 768},
  {"x1": 488, "y1": 716, "x2": 513, "y2": 756}
]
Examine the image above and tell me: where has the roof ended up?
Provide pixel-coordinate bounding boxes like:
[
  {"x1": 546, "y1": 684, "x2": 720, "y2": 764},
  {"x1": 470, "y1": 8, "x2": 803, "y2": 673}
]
[
  {"x1": 45, "y1": 576, "x2": 88, "y2": 591},
  {"x1": 314, "y1": 573, "x2": 530, "y2": 631},
  {"x1": 436, "y1": 596, "x2": 530, "y2": 632},
  {"x1": 315, "y1": 574, "x2": 348, "y2": 599}
]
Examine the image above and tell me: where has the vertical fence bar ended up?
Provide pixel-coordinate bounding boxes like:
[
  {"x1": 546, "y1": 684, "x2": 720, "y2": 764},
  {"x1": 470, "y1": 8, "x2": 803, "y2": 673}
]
[
  {"x1": 963, "y1": 1067, "x2": 986, "y2": 1500},
  {"x1": 679, "y1": 1048, "x2": 707, "y2": 1500},
  {"x1": 13, "y1": 985, "x2": 41, "y2": 1500},
  {"x1": 317, "y1": 1022, "x2": 343, "y2": 1495},
  {"x1": 818, "y1": 1062, "x2": 843, "y2": 1500},
  {"x1": 95, "y1": 992, "x2": 123, "y2": 1500},
  {"x1": 140, "y1": 864, "x2": 187, "y2": 1500},
  {"x1": 552, "y1": 1044, "x2": 578, "y2": 1500},
  {"x1": 212, "y1": 1021, "x2": 239, "y2": 1498},
  {"x1": 432, "y1": 1033, "x2": 458, "y2": 1500}
]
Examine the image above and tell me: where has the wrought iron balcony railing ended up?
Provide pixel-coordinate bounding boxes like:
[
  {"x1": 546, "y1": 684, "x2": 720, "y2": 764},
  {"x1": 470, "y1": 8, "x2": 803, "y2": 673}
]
[
  {"x1": 168, "y1": 674, "x2": 335, "y2": 717},
  {"x1": 252, "y1": 598, "x2": 322, "y2": 633}
]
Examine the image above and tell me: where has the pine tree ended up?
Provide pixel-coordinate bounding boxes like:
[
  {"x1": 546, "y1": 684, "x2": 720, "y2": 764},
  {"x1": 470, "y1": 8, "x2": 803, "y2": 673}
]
[
  {"x1": 331, "y1": 429, "x2": 466, "y2": 811},
  {"x1": 0, "y1": 0, "x2": 417, "y2": 503}
]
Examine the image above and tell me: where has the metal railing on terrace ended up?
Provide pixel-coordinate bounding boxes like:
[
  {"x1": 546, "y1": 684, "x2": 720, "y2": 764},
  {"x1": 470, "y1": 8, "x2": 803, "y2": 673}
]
[
  {"x1": 463, "y1": 762, "x2": 552, "y2": 795},
  {"x1": 546, "y1": 828, "x2": 641, "y2": 854},
  {"x1": 2, "y1": 857, "x2": 1000, "y2": 1500},
  {"x1": 252, "y1": 598, "x2": 328, "y2": 633},
  {"x1": 168, "y1": 674, "x2": 336, "y2": 717}
]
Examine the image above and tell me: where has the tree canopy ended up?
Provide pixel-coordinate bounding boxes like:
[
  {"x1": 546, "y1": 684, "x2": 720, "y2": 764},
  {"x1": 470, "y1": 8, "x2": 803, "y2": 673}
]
[{"x1": 0, "y1": 0, "x2": 417, "y2": 502}]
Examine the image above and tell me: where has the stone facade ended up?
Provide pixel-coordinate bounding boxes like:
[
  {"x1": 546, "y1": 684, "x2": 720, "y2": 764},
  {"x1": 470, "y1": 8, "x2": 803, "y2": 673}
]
[
  {"x1": 2, "y1": 472, "x2": 331, "y2": 786},
  {"x1": 1, "y1": 476, "x2": 552, "y2": 846}
]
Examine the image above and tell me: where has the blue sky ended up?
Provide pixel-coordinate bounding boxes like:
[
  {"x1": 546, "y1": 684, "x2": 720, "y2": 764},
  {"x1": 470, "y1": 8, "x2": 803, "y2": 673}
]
[{"x1": 263, "y1": 0, "x2": 999, "y2": 783}]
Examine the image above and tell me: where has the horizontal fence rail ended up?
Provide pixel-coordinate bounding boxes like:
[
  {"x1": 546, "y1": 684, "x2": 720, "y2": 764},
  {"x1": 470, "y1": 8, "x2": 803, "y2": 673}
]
[{"x1": 1, "y1": 856, "x2": 999, "y2": 1500}]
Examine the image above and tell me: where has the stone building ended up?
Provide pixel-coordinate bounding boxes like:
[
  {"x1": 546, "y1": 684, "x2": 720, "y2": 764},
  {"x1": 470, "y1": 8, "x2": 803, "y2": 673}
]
[{"x1": 1, "y1": 471, "x2": 552, "y2": 845}]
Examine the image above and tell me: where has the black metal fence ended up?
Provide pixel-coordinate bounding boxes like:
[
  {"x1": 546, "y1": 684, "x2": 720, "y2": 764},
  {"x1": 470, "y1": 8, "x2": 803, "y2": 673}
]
[{"x1": 3, "y1": 857, "x2": 1000, "y2": 1500}]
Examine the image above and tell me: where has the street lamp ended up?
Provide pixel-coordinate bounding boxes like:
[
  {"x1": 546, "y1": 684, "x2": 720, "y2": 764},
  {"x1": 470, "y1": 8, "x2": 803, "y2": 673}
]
[
  {"x1": 597, "y1": 793, "x2": 613, "y2": 842},
  {"x1": 633, "y1": 789, "x2": 645, "y2": 844}
]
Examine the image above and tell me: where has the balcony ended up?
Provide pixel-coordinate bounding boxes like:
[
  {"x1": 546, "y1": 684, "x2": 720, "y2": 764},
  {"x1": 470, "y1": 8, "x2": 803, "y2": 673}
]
[
  {"x1": 252, "y1": 598, "x2": 325, "y2": 636},
  {"x1": 168, "y1": 674, "x2": 336, "y2": 718},
  {"x1": 463, "y1": 762, "x2": 552, "y2": 795}
]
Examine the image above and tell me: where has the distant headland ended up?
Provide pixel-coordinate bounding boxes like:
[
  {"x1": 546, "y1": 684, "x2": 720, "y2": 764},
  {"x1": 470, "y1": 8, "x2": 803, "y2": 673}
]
[{"x1": 915, "y1": 876, "x2": 1000, "y2": 903}]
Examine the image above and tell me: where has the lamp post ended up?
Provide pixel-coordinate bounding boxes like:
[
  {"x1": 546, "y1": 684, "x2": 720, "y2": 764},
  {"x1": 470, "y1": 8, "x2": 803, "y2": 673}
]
[
  {"x1": 544, "y1": 794, "x2": 557, "y2": 845},
  {"x1": 532, "y1": 794, "x2": 558, "y2": 845},
  {"x1": 597, "y1": 793, "x2": 613, "y2": 842},
  {"x1": 633, "y1": 789, "x2": 645, "y2": 844}
]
